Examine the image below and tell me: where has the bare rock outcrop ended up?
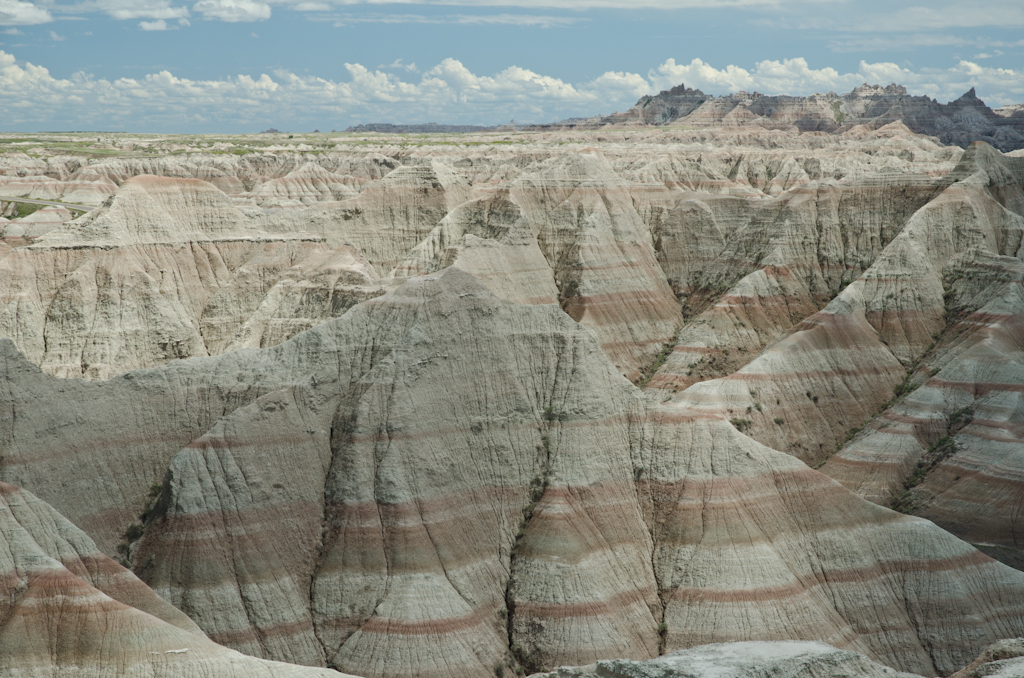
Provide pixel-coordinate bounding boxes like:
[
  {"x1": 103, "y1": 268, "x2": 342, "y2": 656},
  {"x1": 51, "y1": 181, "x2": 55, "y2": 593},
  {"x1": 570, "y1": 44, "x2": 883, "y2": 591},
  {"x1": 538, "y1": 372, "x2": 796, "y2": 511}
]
[
  {"x1": 0, "y1": 480, "x2": 346, "y2": 678},
  {"x1": 509, "y1": 150, "x2": 684, "y2": 379},
  {"x1": 391, "y1": 188, "x2": 560, "y2": 305},
  {"x1": 643, "y1": 170, "x2": 943, "y2": 393},
  {"x1": 222, "y1": 244, "x2": 387, "y2": 351},
  {"x1": 952, "y1": 638, "x2": 1024, "y2": 678},
  {"x1": 252, "y1": 161, "x2": 359, "y2": 207},
  {"x1": 532, "y1": 641, "x2": 921, "y2": 678},
  {"x1": 266, "y1": 161, "x2": 472, "y2": 271},
  {"x1": 817, "y1": 151, "x2": 1024, "y2": 567},
  {"x1": 594, "y1": 83, "x2": 1024, "y2": 152},
  {"x1": 4, "y1": 270, "x2": 1024, "y2": 678},
  {"x1": 0, "y1": 175, "x2": 325, "y2": 378}
]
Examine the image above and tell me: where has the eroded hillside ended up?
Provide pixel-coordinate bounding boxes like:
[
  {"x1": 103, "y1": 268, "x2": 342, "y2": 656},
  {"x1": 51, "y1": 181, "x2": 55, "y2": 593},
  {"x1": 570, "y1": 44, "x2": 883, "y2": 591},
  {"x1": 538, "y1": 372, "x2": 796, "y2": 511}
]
[{"x1": 2, "y1": 125, "x2": 1024, "y2": 678}]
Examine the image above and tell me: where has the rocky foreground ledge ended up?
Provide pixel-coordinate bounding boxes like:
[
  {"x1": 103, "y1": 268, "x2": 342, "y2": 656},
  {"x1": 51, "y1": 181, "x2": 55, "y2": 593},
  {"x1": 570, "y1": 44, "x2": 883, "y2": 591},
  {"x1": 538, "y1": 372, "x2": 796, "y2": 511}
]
[{"x1": 533, "y1": 640, "x2": 1024, "y2": 678}]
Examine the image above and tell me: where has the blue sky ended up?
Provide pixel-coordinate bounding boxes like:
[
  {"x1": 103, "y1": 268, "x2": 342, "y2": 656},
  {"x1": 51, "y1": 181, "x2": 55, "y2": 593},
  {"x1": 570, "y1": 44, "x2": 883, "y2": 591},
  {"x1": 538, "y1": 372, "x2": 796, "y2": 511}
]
[{"x1": 1, "y1": 0, "x2": 1023, "y2": 132}]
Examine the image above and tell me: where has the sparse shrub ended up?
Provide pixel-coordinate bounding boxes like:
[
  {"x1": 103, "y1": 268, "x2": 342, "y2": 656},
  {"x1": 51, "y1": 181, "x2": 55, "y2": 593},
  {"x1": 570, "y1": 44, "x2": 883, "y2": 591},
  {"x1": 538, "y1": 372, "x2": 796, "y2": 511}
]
[
  {"x1": 774, "y1": 418, "x2": 785, "y2": 426},
  {"x1": 730, "y1": 418, "x2": 752, "y2": 432},
  {"x1": 892, "y1": 380, "x2": 920, "y2": 398}
]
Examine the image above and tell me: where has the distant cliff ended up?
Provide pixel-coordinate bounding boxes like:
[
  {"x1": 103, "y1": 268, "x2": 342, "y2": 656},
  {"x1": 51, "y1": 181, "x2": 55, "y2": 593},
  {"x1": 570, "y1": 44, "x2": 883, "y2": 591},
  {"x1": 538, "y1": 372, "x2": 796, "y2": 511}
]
[
  {"x1": 530, "y1": 82, "x2": 1024, "y2": 151},
  {"x1": 344, "y1": 122, "x2": 495, "y2": 134}
]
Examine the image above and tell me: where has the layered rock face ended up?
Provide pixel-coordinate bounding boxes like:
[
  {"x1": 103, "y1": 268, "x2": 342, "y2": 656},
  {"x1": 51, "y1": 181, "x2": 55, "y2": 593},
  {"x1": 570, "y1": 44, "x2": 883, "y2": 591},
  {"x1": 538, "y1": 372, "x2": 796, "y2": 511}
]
[
  {"x1": 266, "y1": 161, "x2": 473, "y2": 270},
  {"x1": 639, "y1": 170, "x2": 944, "y2": 395},
  {"x1": 4, "y1": 128, "x2": 1024, "y2": 678},
  {"x1": 4, "y1": 270, "x2": 1024, "y2": 678},
  {"x1": 649, "y1": 143, "x2": 1024, "y2": 470},
  {"x1": 817, "y1": 145, "x2": 1024, "y2": 566},
  {"x1": 506, "y1": 151, "x2": 683, "y2": 379},
  {"x1": 580, "y1": 83, "x2": 1024, "y2": 152},
  {"x1": 0, "y1": 149, "x2": 401, "y2": 206},
  {"x1": 0, "y1": 175, "x2": 391, "y2": 378},
  {"x1": 252, "y1": 161, "x2": 359, "y2": 207},
  {"x1": 0, "y1": 481, "x2": 345, "y2": 678},
  {"x1": 391, "y1": 189, "x2": 560, "y2": 306},
  {"x1": 952, "y1": 638, "x2": 1024, "y2": 678},
  {"x1": 534, "y1": 641, "x2": 921, "y2": 678},
  {"x1": 540, "y1": 637, "x2": 1024, "y2": 678}
]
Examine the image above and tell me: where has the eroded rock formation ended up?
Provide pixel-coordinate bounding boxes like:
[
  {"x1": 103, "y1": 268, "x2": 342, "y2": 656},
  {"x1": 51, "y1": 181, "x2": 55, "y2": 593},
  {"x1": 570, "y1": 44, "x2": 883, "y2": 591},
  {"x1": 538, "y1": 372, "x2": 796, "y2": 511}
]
[
  {"x1": 0, "y1": 481, "x2": 346, "y2": 678},
  {"x1": 1, "y1": 125, "x2": 1024, "y2": 678},
  {"x1": 3, "y1": 270, "x2": 1024, "y2": 678}
]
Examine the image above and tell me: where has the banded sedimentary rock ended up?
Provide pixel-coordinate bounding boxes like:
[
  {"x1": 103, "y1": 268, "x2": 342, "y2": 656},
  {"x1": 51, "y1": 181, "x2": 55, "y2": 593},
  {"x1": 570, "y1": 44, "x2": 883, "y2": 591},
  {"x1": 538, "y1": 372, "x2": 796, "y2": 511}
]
[
  {"x1": 952, "y1": 638, "x2": 1024, "y2": 678},
  {"x1": 644, "y1": 170, "x2": 942, "y2": 392},
  {"x1": 222, "y1": 244, "x2": 387, "y2": 351},
  {"x1": 534, "y1": 641, "x2": 921, "y2": 678},
  {"x1": 0, "y1": 481, "x2": 345, "y2": 678},
  {"x1": 822, "y1": 281, "x2": 1024, "y2": 569},
  {"x1": 253, "y1": 161, "x2": 359, "y2": 207},
  {"x1": 0, "y1": 175, "x2": 324, "y2": 378},
  {"x1": 267, "y1": 161, "x2": 472, "y2": 270},
  {"x1": 509, "y1": 150, "x2": 683, "y2": 379},
  {"x1": 596, "y1": 83, "x2": 1024, "y2": 152},
  {"x1": 4, "y1": 270, "x2": 1024, "y2": 678},
  {"x1": 815, "y1": 145, "x2": 1024, "y2": 550},
  {"x1": 656, "y1": 142, "x2": 1024, "y2": 464},
  {"x1": 391, "y1": 189, "x2": 559, "y2": 306},
  {"x1": 668, "y1": 281, "x2": 906, "y2": 465}
]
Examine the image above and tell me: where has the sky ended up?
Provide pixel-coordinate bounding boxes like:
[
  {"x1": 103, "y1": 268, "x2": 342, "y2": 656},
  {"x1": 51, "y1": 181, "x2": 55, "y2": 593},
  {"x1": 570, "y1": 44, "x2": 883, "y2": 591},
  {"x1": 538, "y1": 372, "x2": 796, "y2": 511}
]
[{"x1": 0, "y1": 0, "x2": 1023, "y2": 132}]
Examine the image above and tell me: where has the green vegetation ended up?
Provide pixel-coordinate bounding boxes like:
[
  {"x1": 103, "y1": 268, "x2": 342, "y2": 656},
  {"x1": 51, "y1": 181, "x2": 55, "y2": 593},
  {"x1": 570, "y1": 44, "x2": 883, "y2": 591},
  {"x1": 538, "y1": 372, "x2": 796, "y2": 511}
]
[
  {"x1": 11, "y1": 202, "x2": 43, "y2": 219},
  {"x1": 831, "y1": 100, "x2": 846, "y2": 125},
  {"x1": 891, "y1": 411, "x2": 971, "y2": 514},
  {"x1": 730, "y1": 418, "x2": 753, "y2": 432},
  {"x1": 638, "y1": 333, "x2": 679, "y2": 387}
]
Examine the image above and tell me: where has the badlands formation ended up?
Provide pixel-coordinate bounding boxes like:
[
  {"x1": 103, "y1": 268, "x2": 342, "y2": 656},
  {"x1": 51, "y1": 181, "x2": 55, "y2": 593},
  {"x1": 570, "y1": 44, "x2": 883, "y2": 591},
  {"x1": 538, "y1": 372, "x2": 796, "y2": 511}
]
[
  {"x1": 560, "y1": 83, "x2": 1024, "y2": 153},
  {"x1": 2, "y1": 103, "x2": 1024, "y2": 678}
]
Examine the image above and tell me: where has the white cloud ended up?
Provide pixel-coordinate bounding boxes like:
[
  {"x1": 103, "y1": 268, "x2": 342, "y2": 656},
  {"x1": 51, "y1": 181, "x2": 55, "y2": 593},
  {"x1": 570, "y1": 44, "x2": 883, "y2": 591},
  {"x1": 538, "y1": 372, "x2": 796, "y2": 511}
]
[
  {"x1": 453, "y1": 13, "x2": 581, "y2": 27},
  {"x1": 648, "y1": 57, "x2": 1024, "y2": 106},
  {"x1": 139, "y1": 18, "x2": 167, "y2": 29},
  {"x1": 827, "y1": 33, "x2": 972, "y2": 53},
  {"x1": 276, "y1": 0, "x2": 836, "y2": 7},
  {"x1": 48, "y1": 29, "x2": 65, "y2": 40},
  {"x1": 0, "y1": 0, "x2": 51, "y2": 25},
  {"x1": 867, "y1": 2, "x2": 1024, "y2": 31},
  {"x1": 379, "y1": 58, "x2": 418, "y2": 72},
  {"x1": 193, "y1": 0, "x2": 271, "y2": 21},
  {"x1": 325, "y1": 11, "x2": 579, "y2": 27},
  {"x1": 0, "y1": 50, "x2": 1021, "y2": 133},
  {"x1": 2, "y1": 26, "x2": 23, "y2": 33},
  {"x1": 756, "y1": 1, "x2": 1024, "y2": 33},
  {"x1": 67, "y1": 0, "x2": 190, "y2": 20}
]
